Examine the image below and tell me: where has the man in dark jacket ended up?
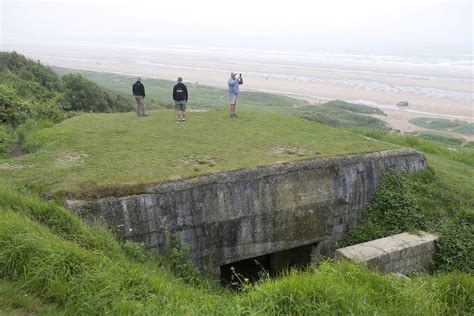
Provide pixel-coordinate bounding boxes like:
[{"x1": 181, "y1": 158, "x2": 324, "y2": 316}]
[
  {"x1": 172, "y1": 77, "x2": 188, "y2": 124},
  {"x1": 132, "y1": 77, "x2": 147, "y2": 116}
]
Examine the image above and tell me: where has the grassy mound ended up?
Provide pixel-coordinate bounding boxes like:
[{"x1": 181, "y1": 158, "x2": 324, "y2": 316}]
[
  {"x1": 0, "y1": 184, "x2": 471, "y2": 315},
  {"x1": 0, "y1": 109, "x2": 392, "y2": 198},
  {"x1": 409, "y1": 117, "x2": 474, "y2": 136}
]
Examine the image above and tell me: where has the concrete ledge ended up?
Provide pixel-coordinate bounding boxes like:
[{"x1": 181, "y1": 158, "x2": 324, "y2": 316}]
[{"x1": 335, "y1": 232, "x2": 438, "y2": 274}]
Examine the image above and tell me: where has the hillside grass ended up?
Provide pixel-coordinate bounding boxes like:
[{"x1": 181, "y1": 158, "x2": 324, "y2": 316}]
[
  {"x1": 54, "y1": 68, "x2": 309, "y2": 109},
  {"x1": 0, "y1": 184, "x2": 472, "y2": 315},
  {"x1": 0, "y1": 109, "x2": 393, "y2": 198},
  {"x1": 55, "y1": 68, "x2": 389, "y2": 130},
  {"x1": 1, "y1": 66, "x2": 472, "y2": 314},
  {"x1": 409, "y1": 117, "x2": 474, "y2": 136}
]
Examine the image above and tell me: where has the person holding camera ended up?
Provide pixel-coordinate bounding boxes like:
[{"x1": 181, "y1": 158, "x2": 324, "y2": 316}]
[{"x1": 228, "y1": 72, "x2": 243, "y2": 117}]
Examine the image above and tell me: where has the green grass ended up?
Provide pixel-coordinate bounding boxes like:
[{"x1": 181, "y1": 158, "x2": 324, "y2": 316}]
[
  {"x1": 410, "y1": 117, "x2": 474, "y2": 136},
  {"x1": 417, "y1": 131, "x2": 465, "y2": 147},
  {"x1": 0, "y1": 109, "x2": 392, "y2": 198},
  {"x1": 0, "y1": 184, "x2": 471, "y2": 315},
  {"x1": 324, "y1": 100, "x2": 386, "y2": 116},
  {"x1": 0, "y1": 279, "x2": 61, "y2": 315},
  {"x1": 452, "y1": 123, "x2": 474, "y2": 136},
  {"x1": 54, "y1": 68, "x2": 309, "y2": 109}
]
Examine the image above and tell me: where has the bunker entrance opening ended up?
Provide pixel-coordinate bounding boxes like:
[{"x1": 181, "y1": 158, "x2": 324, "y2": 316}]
[{"x1": 220, "y1": 242, "x2": 319, "y2": 287}]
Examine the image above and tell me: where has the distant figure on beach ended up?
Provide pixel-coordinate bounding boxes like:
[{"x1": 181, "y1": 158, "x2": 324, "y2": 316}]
[
  {"x1": 173, "y1": 77, "x2": 188, "y2": 124},
  {"x1": 228, "y1": 72, "x2": 243, "y2": 117},
  {"x1": 132, "y1": 77, "x2": 147, "y2": 116}
]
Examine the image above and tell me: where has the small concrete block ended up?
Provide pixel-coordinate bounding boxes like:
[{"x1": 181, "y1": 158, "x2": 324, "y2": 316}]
[{"x1": 335, "y1": 231, "x2": 438, "y2": 274}]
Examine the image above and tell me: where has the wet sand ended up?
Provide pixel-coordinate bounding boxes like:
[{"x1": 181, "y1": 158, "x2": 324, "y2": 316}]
[{"x1": 4, "y1": 43, "x2": 473, "y2": 139}]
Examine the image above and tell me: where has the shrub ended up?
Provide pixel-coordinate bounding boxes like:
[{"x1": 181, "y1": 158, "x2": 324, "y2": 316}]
[
  {"x1": 434, "y1": 210, "x2": 474, "y2": 273},
  {"x1": 343, "y1": 170, "x2": 427, "y2": 246},
  {"x1": 0, "y1": 125, "x2": 13, "y2": 158},
  {"x1": 0, "y1": 84, "x2": 30, "y2": 126}
]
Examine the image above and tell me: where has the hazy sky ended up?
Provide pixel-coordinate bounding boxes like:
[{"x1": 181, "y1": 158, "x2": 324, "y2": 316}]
[{"x1": 1, "y1": 0, "x2": 472, "y2": 55}]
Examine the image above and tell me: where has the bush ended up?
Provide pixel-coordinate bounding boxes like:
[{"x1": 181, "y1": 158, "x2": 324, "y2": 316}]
[
  {"x1": 434, "y1": 210, "x2": 474, "y2": 273},
  {"x1": 0, "y1": 125, "x2": 13, "y2": 158},
  {"x1": 27, "y1": 100, "x2": 67, "y2": 123},
  {"x1": 61, "y1": 73, "x2": 134, "y2": 113},
  {"x1": 0, "y1": 84, "x2": 30, "y2": 126},
  {"x1": 343, "y1": 170, "x2": 427, "y2": 246}
]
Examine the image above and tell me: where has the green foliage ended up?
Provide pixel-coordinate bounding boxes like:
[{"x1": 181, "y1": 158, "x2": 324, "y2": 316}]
[
  {"x1": 418, "y1": 132, "x2": 464, "y2": 146},
  {"x1": 0, "y1": 125, "x2": 13, "y2": 158},
  {"x1": 434, "y1": 210, "x2": 474, "y2": 273},
  {"x1": 342, "y1": 162, "x2": 473, "y2": 273},
  {"x1": 167, "y1": 234, "x2": 210, "y2": 287},
  {"x1": 0, "y1": 279, "x2": 61, "y2": 315},
  {"x1": 61, "y1": 73, "x2": 133, "y2": 113},
  {"x1": 410, "y1": 117, "x2": 463, "y2": 130},
  {"x1": 410, "y1": 117, "x2": 474, "y2": 136},
  {"x1": 464, "y1": 141, "x2": 474, "y2": 149},
  {"x1": 324, "y1": 100, "x2": 386, "y2": 115},
  {"x1": 0, "y1": 52, "x2": 135, "y2": 128},
  {"x1": 353, "y1": 128, "x2": 474, "y2": 166},
  {"x1": 343, "y1": 171, "x2": 427, "y2": 246},
  {"x1": 0, "y1": 184, "x2": 472, "y2": 315},
  {"x1": 293, "y1": 102, "x2": 388, "y2": 130},
  {"x1": 0, "y1": 51, "x2": 61, "y2": 100},
  {"x1": 452, "y1": 123, "x2": 474, "y2": 135},
  {"x1": 0, "y1": 83, "x2": 30, "y2": 126}
]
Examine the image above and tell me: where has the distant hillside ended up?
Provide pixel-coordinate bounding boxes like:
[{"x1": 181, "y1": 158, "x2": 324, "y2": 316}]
[
  {"x1": 56, "y1": 68, "x2": 389, "y2": 130},
  {"x1": 0, "y1": 52, "x2": 137, "y2": 127}
]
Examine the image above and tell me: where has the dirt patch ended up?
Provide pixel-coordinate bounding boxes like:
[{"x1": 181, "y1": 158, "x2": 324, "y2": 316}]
[
  {"x1": 270, "y1": 145, "x2": 316, "y2": 157},
  {"x1": 187, "y1": 109, "x2": 209, "y2": 113},
  {"x1": 10, "y1": 143, "x2": 25, "y2": 157},
  {"x1": 55, "y1": 151, "x2": 89, "y2": 167},
  {"x1": 178, "y1": 155, "x2": 217, "y2": 171},
  {"x1": 0, "y1": 163, "x2": 30, "y2": 171}
]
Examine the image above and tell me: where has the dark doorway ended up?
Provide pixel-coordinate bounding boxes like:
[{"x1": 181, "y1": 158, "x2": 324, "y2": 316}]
[{"x1": 220, "y1": 243, "x2": 318, "y2": 288}]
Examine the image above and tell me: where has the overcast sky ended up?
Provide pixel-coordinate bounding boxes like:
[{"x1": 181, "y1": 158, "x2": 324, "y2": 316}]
[{"x1": 1, "y1": 0, "x2": 472, "y2": 55}]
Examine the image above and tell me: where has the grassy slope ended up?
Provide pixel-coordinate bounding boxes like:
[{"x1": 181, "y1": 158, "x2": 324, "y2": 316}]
[
  {"x1": 1, "y1": 68, "x2": 472, "y2": 314},
  {"x1": 0, "y1": 109, "x2": 392, "y2": 198},
  {"x1": 0, "y1": 185, "x2": 471, "y2": 315}
]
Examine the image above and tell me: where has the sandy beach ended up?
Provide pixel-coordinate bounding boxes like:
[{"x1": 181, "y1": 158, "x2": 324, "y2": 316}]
[{"x1": 4, "y1": 43, "x2": 473, "y2": 139}]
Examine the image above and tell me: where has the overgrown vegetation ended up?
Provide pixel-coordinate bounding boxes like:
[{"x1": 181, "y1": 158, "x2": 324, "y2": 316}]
[
  {"x1": 0, "y1": 56, "x2": 472, "y2": 314},
  {"x1": 0, "y1": 185, "x2": 471, "y2": 315},
  {"x1": 0, "y1": 52, "x2": 144, "y2": 157},
  {"x1": 410, "y1": 117, "x2": 474, "y2": 136},
  {"x1": 417, "y1": 131, "x2": 465, "y2": 147},
  {"x1": 342, "y1": 170, "x2": 428, "y2": 246},
  {"x1": 289, "y1": 100, "x2": 388, "y2": 130},
  {"x1": 341, "y1": 129, "x2": 474, "y2": 273}
]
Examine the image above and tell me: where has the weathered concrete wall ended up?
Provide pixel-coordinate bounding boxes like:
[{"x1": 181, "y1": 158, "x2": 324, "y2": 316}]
[
  {"x1": 335, "y1": 232, "x2": 438, "y2": 274},
  {"x1": 66, "y1": 149, "x2": 427, "y2": 275}
]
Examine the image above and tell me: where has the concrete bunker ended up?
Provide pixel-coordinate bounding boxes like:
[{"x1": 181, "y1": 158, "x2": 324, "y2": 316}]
[{"x1": 66, "y1": 149, "x2": 427, "y2": 278}]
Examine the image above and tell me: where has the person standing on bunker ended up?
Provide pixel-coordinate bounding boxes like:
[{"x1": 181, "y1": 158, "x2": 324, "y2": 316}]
[
  {"x1": 173, "y1": 77, "x2": 188, "y2": 124},
  {"x1": 132, "y1": 77, "x2": 147, "y2": 116},
  {"x1": 228, "y1": 72, "x2": 243, "y2": 117}
]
